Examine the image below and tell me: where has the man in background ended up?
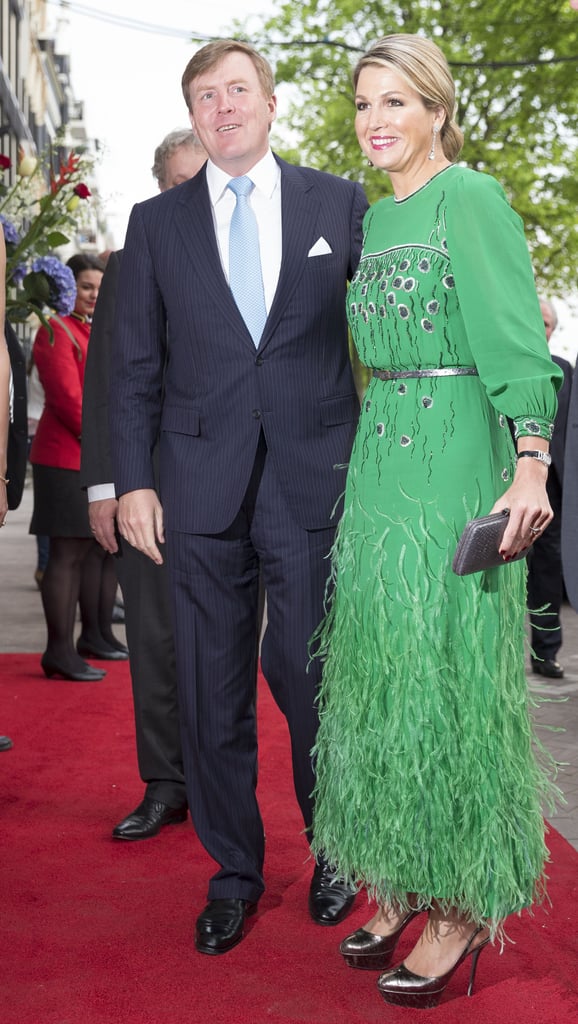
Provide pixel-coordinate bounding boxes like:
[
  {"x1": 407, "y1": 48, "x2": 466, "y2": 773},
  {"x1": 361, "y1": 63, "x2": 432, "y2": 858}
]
[
  {"x1": 80, "y1": 130, "x2": 207, "y2": 839},
  {"x1": 527, "y1": 298, "x2": 572, "y2": 678},
  {"x1": 562, "y1": 358, "x2": 577, "y2": 613}
]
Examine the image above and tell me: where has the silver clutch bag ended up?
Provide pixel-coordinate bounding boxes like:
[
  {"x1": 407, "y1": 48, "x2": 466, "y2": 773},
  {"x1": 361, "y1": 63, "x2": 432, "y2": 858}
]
[{"x1": 452, "y1": 509, "x2": 530, "y2": 576}]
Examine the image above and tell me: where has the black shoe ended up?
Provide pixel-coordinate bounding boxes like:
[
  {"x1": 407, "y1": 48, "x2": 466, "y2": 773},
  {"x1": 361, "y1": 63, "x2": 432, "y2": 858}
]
[
  {"x1": 195, "y1": 898, "x2": 257, "y2": 955},
  {"x1": 112, "y1": 797, "x2": 188, "y2": 840},
  {"x1": 0, "y1": 735, "x2": 13, "y2": 751},
  {"x1": 41, "y1": 655, "x2": 106, "y2": 681},
  {"x1": 531, "y1": 658, "x2": 564, "y2": 678},
  {"x1": 76, "y1": 640, "x2": 129, "y2": 661},
  {"x1": 112, "y1": 603, "x2": 125, "y2": 624},
  {"x1": 308, "y1": 862, "x2": 356, "y2": 926},
  {"x1": 109, "y1": 637, "x2": 130, "y2": 654}
]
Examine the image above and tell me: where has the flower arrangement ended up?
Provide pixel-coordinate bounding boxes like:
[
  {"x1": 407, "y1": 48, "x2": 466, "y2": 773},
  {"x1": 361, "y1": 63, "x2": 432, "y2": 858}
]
[{"x1": 1, "y1": 145, "x2": 94, "y2": 332}]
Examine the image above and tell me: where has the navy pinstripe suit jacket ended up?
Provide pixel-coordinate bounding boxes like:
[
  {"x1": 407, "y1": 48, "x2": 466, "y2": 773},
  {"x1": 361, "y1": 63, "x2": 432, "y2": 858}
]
[{"x1": 109, "y1": 156, "x2": 368, "y2": 534}]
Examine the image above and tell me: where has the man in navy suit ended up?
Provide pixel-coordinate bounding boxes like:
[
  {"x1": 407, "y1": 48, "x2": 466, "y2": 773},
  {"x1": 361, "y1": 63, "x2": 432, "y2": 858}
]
[{"x1": 109, "y1": 40, "x2": 367, "y2": 954}]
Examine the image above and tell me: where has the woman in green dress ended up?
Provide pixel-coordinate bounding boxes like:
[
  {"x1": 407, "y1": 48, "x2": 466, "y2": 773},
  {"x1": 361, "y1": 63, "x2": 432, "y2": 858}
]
[{"x1": 311, "y1": 34, "x2": 563, "y2": 1009}]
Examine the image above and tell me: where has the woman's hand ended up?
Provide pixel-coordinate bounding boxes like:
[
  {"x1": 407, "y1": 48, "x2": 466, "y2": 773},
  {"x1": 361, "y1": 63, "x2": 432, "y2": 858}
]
[{"x1": 490, "y1": 457, "x2": 552, "y2": 559}]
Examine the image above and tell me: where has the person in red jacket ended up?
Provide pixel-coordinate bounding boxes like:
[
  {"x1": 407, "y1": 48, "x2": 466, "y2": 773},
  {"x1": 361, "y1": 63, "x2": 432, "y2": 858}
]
[{"x1": 30, "y1": 253, "x2": 125, "y2": 681}]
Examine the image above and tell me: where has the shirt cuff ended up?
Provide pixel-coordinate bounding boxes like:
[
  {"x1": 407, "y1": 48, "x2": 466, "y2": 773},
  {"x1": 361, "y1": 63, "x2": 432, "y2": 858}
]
[{"x1": 87, "y1": 483, "x2": 116, "y2": 502}]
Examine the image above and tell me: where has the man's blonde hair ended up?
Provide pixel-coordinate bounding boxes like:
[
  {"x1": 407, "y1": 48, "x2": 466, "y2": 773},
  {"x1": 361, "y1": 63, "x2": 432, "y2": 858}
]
[{"x1": 182, "y1": 40, "x2": 275, "y2": 112}]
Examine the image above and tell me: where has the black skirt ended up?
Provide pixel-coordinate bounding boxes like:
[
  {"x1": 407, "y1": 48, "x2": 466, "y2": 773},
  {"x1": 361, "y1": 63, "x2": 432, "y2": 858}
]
[{"x1": 29, "y1": 465, "x2": 91, "y2": 538}]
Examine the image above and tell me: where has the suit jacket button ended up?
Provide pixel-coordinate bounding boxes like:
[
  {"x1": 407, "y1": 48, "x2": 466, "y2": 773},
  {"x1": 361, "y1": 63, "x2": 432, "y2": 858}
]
[
  {"x1": 252, "y1": 409, "x2": 261, "y2": 419},
  {"x1": 255, "y1": 355, "x2": 264, "y2": 366}
]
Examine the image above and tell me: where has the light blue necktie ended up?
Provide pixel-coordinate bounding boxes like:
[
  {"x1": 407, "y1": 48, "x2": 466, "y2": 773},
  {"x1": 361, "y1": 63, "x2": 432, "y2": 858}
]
[{"x1": 227, "y1": 176, "x2": 267, "y2": 347}]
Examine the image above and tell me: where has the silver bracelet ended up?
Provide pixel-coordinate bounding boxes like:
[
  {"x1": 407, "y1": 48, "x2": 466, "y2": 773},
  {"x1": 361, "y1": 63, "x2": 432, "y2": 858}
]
[{"x1": 517, "y1": 449, "x2": 552, "y2": 467}]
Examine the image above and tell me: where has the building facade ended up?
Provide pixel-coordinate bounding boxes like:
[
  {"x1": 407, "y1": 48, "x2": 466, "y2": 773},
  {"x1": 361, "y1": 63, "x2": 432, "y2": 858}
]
[{"x1": 1, "y1": 0, "x2": 104, "y2": 248}]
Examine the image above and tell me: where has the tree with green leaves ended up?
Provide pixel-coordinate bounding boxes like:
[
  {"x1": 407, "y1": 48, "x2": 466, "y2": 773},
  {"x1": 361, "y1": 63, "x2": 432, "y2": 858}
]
[{"x1": 224, "y1": 0, "x2": 578, "y2": 295}]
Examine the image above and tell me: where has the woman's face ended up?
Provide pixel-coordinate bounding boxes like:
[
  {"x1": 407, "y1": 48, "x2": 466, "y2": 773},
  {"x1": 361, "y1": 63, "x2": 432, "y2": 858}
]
[
  {"x1": 354, "y1": 65, "x2": 441, "y2": 176},
  {"x1": 74, "y1": 269, "x2": 103, "y2": 318}
]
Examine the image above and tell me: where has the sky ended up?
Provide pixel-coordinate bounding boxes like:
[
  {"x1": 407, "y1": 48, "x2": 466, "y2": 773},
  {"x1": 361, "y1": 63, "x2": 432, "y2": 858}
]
[{"x1": 48, "y1": 1, "x2": 578, "y2": 361}]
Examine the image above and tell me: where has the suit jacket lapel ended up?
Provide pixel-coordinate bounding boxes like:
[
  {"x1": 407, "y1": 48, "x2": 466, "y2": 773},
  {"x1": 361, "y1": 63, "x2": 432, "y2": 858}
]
[{"x1": 260, "y1": 159, "x2": 320, "y2": 350}]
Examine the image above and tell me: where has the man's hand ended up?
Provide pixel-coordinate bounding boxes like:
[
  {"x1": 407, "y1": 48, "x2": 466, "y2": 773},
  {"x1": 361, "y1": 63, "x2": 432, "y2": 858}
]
[
  {"x1": 89, "y1": 497, "x2": 120, "y2": 553},
  {"x1": 117, "y1": 489, "x2": 165, "y2": 565}
]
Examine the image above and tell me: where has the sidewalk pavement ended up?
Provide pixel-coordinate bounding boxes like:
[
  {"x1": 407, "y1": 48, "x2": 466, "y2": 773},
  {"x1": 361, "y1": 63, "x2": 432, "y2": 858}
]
[{"x1": 1, "y1": 478, "x2": 577, "y2": 850}]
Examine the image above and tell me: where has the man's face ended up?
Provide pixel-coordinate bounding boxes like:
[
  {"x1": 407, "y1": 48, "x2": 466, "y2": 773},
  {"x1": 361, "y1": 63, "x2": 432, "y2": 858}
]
[
  {"x1": 188, "y1": 51, "x2": 276, "y2": 176},
  {"x1": 540, "y1": 301, "x2": 556, "y2": 343},
  {"x1": 160, "y1": 146, "x2": 207, "y2": 191}
]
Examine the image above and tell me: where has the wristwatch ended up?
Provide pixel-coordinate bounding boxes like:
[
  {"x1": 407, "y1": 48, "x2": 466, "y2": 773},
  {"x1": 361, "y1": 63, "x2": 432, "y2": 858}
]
[{"x1": 517, "y1": 449, "x2": 552, "y2": 467}]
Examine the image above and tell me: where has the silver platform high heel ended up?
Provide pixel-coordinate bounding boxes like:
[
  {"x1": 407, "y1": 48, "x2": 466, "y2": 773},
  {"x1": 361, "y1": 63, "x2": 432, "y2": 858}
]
[
  {"x1": 340, "y1": 908, "x2": 421, "y2": 970},
  {"x1": 376, "y1": 923, "x2": 490, "y2": 1008}
]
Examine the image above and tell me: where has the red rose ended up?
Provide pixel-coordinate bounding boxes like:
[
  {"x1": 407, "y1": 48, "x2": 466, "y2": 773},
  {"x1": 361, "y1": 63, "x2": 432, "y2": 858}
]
[
  {"x1": 0, "y1": 154, "x2": 11, "y2": 170},
  {"x1": 73, "y1": 183, "x2": 91, "y2": 199}
]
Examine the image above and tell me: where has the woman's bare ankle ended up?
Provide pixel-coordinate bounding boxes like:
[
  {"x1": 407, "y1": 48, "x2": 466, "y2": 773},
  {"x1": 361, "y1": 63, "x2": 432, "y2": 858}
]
[{"x1": 404, "y1": 910, "x2": 489, "y2": 977}]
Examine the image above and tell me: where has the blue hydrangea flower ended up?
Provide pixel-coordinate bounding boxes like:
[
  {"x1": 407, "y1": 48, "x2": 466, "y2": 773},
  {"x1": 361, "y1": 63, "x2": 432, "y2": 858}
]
[
  {"x1": 30, "y1": 256, "x2": 76, "y2": 315},
  {"x1": 10, "y1": 263, "x2": 27, "y2": 286},
  {"x1": 0, "y1": 214, "x2": 20, "y2": 245}
]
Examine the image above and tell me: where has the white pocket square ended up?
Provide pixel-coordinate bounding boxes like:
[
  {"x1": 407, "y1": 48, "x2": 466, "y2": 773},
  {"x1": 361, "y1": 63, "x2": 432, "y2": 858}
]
[{"x1": 307, "y1": 237, "x2": 333, "y2": 257}]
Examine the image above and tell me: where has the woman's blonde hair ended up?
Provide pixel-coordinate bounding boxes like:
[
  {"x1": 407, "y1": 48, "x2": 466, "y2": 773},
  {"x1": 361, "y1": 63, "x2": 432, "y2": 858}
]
[{"x1": 353, "y1": 34, "x2": 463, "y2": 162}]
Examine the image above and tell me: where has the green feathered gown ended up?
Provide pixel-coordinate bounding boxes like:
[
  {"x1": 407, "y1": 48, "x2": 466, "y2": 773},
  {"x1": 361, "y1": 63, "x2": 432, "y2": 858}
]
[{"x1": 311, "y1": 166, "x2": 563, "y2": 932}]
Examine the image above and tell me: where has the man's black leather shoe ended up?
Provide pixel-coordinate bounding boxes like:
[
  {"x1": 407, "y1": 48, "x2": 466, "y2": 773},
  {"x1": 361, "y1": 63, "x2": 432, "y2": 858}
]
[
  {"x1": 309, "y1": 862, "x2": 356, "y2": 925},
  {"x1": 195, "y1": 898, "x2": 257, "y2": 955},
  {"x1": 531, "y1": 658, "x2": 564, "y2": 679},
  {"x1": 112, "y1": 798, "x2": 187, "y2": 840}
]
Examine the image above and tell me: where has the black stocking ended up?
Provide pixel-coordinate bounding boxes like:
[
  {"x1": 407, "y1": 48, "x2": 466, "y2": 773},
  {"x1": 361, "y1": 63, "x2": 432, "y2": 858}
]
[
  {"x1": 98, "y1": 552, "x2": 124, "y2": 648},
  {"x1": 78, "y1": 544, "x2": 123, "y2": 650},
  {"x1": 40, "y1": 536, "x2": 94, "y2": 671}
]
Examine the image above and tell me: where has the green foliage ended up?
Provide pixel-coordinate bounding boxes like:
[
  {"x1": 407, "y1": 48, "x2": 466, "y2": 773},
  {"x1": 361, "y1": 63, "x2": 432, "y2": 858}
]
[
  {"x1": 246, "y1": 0, "x2": 578, "y2": 294},
  {"x1": 45, "y1": 231, "x2": 70, "y2": 248},
  {"x1": 22, "y1": 271, "x2": 51, "y2": 305}
]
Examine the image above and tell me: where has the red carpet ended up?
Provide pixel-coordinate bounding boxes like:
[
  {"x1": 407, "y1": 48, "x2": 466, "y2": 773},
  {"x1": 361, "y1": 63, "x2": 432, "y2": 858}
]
[{"x1": 1, "y1": 653, "x2": 578, "y2": 1024}]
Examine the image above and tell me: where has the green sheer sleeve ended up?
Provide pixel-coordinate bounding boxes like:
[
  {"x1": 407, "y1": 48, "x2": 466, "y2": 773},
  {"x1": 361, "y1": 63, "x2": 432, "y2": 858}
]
[{"x1": 445, "y1": 170, "x2": 562, "y2": 440}]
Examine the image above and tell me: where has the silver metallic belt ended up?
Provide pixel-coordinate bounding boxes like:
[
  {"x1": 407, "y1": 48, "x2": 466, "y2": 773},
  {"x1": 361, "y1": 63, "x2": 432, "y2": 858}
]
[{"x1": 372, "y1": 367, "x2": 479, "y2": 381}]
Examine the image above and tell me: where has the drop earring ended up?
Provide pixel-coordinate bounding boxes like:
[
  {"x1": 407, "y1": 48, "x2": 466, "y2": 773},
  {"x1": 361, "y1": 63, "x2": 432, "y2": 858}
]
[{"x1": 428, "y1": 125, "x2": 440, "y2": 161}]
